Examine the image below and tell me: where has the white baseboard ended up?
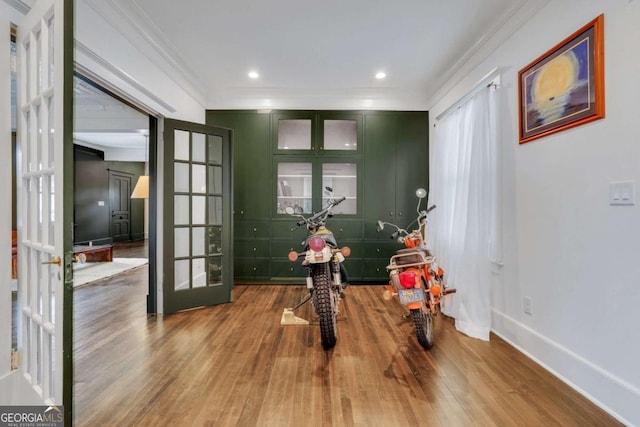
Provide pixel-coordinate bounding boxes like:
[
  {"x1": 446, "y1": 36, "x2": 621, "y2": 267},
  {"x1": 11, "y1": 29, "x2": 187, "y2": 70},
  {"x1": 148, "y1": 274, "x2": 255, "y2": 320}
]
[{"x1": 491, "y1": 309, "x2": 638, "y2": 427}]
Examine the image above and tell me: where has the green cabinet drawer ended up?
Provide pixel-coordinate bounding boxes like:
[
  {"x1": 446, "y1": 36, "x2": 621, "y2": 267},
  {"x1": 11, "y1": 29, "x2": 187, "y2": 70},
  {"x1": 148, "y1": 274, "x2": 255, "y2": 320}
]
[
  {"x1": 235, "y1": 240, "x2": 270, "y2": 257},
  {"x1": 325, "y1": 219, "x2": 362, "y2": 239},
  {"x1": 361, "y1": 259, "x2": 391, "y2": 281},
  {"x1": 270, "y1": 260, "x2": 308, "y2": 279},
  {"x1": 362, "y1": 241, "x2": 399, "y2": 259},
  {"x1": 341, "y1": 260, "x2": 363, "y2": 282},
  {"x1": 271, "y1": 240, "x2": 305, "y2": 257},
  {"x1": 270, "y1": 221, "x2": 308, "y2": 239},
  {"x1": 363, "y1": 220, "x2": 401, "y2": 240},
  {"x1": 233, "y1": 258, "x2": 270, "y2": 279},
  {"x1": 235, "y1": 221, "x2": 271, "y2": 238}
]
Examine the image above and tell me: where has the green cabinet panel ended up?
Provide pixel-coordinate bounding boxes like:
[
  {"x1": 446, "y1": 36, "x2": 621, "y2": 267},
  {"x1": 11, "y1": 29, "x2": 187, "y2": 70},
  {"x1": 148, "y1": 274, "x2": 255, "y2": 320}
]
[
  {"x1": 394, "y1": 112, "x2": 430, "y2": 218},
  {"x1": 362, "y1": 112, "x2": 428, "y2": 232},
  {"x1": 206, "y1": 111, "x2": 271, "y2": 219}
]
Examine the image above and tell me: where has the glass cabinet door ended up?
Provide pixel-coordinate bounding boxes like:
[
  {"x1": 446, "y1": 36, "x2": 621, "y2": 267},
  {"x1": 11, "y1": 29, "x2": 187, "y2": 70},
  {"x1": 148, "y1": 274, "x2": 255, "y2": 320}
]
[
  {"x1": 323, "y1": 120, "x2": 358, "y2": 151},
  {"x1": 276, "y1": 162, "x2": 312, "y2": 214},
  {"x1": 277, "y1": 119, "x2": 312, "y2": 150},
  {"x1": 322, "y1": 162, "x2": 357, "y2": 214}
]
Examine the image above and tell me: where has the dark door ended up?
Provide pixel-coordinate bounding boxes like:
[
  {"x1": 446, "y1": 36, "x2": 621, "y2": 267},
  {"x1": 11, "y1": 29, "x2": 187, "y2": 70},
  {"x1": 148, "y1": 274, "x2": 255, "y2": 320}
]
[
  {"x1": 163, "y1": 119, "x2": 233, "y2": 314},
  {"x1": 109, "y1": 171, "x2": 132, "y2": 242}
]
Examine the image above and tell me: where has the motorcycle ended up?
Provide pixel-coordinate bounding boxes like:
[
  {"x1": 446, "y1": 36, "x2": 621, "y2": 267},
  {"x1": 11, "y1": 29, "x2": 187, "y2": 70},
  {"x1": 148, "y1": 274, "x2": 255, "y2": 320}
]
[
  {"x1": 285, "y1": 187, "x2": 351, "y2": 350},
  {"x1": 376, "y1": 188, "x2": 455, "y2": 349}
]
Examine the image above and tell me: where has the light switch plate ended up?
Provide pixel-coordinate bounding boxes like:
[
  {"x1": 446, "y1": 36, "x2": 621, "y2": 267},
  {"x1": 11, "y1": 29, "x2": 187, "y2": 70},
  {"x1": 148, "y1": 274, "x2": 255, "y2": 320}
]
[{"x1": 609, "y1": 181, "x2": 635, "y2": 205}]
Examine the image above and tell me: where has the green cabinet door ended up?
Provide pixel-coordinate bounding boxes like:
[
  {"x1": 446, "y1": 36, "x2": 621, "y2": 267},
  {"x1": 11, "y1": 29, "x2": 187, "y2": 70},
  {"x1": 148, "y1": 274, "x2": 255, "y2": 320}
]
[{"x1": 206, "y1": 111, "x2": 271, "y2": 219}]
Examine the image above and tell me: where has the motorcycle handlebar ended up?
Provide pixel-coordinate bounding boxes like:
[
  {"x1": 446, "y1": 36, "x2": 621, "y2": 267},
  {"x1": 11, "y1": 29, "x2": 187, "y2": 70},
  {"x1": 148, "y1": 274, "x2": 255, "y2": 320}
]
[
  {"x1": 295, "y1": 195, "x2": 346, "y2": 226},
  {"x1": 426, "y1": 204, "x2": 437, "y2": 213}
]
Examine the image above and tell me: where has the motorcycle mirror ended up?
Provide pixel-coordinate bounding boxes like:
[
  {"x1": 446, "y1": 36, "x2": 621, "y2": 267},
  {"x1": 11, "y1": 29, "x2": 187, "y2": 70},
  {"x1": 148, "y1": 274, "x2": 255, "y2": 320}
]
[
  {"x1": 416, "y1": 188, "x2": 427, "y2": 199},
  {"x1": 376, "y1": 220, "x2": 385, "y2": 231},
  {"x1": 285, "y1": 206, "x2": 295, "y2": 215}
]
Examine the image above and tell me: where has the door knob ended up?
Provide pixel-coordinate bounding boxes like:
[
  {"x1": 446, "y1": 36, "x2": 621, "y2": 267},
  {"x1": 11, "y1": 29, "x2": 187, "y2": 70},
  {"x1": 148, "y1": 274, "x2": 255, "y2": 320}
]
[{"x1": 42, "y1": 256, "x2": 61, "y2": 265}]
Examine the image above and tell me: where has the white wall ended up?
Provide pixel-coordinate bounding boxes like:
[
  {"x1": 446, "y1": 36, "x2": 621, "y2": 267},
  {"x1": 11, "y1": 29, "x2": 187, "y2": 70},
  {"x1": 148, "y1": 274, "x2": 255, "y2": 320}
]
[{"x1": 429, "y1": 1, "x2": 640, "y2": 425}]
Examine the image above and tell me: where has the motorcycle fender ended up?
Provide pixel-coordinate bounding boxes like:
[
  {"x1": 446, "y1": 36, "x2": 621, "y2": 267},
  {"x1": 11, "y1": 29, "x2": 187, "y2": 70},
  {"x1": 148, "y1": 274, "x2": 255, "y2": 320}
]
[
  {"x1": 304, "y1": 247, "x2": 332, "y2": 263},
  {"x1": 406, "y1": 301, "x2": 423, "y2": 310}
]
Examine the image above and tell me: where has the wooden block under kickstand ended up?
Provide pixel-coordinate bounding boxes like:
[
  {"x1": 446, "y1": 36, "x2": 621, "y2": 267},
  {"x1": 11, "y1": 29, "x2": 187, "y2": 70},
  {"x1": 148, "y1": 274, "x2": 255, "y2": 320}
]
[{"x1": 280, "y1": 308, "x2": 309, "y2": 325}]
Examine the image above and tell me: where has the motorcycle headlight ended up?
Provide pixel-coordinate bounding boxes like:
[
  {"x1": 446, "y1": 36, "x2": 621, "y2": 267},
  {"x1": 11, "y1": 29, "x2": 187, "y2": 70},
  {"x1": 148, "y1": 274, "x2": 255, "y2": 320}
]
[{"x1": 309, "y1": 236, "x2": 326, "y2": 252}]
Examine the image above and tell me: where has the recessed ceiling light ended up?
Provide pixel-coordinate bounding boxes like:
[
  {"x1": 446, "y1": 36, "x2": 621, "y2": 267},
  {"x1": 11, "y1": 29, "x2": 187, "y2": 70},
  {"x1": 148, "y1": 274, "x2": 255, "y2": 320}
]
[
  {"x1": 248, "y1": 71, "x2": 259, "y2": 79},
  {"x1": 375, "y1": 71, "x2": 386, "y2": 79}
]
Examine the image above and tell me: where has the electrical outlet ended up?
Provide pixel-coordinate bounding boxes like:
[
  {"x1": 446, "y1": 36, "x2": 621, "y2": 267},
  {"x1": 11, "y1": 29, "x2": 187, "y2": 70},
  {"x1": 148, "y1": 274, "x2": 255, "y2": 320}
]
[{"x1": 523, "y1": 296, "x2": 533, "y2": 315}]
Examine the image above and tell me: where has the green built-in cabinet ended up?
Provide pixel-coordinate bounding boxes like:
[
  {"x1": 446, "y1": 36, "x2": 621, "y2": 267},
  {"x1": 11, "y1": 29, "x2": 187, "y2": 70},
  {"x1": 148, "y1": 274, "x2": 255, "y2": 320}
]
[{"x1": 206, "y1": 110, "x2": 428, "y2": 284}]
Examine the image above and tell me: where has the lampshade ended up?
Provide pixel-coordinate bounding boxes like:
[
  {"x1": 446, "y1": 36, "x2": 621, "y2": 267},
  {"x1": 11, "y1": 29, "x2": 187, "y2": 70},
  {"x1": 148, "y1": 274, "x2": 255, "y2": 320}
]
[{"x1": 131, "y1": 175, "x2": 149, "y2": 199}]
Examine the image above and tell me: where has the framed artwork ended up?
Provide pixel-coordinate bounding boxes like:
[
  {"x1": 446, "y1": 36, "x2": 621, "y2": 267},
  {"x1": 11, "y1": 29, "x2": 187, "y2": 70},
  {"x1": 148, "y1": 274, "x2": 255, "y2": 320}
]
[{"x1": 518, "y1": 14, "x2": 604, "y2": 144}]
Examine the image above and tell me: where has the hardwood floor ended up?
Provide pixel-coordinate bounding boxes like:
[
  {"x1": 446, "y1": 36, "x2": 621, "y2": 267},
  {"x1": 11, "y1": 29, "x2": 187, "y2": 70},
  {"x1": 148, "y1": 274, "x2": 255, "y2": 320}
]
[{"x1": 73, "y1": 270, "x2": 620, "y2": 426}]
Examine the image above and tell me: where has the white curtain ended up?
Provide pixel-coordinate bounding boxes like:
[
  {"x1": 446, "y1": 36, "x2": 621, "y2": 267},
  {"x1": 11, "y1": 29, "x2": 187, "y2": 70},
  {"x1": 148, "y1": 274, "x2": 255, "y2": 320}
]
[{"x1": 427, "y1": 84, "x2": 500, "y2": 341}]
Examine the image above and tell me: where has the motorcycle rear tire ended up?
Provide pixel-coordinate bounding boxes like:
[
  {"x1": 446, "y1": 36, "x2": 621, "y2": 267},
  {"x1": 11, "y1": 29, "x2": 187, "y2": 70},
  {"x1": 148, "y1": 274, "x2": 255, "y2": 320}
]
[
  {"x1": 312, "y1": 263, "x2": 337, "y2": 350},
  {"x1": 411, "y1": 308, "x2": 434, "y2": 349}
]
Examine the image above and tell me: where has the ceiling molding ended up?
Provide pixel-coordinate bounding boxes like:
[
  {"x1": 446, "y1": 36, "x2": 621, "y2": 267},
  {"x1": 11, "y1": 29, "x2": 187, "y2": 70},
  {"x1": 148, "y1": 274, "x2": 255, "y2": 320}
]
[
  {"x1": 2, "y1": 0, "x2": 30, "y2": 15},
  {"x1": 75, "y1": 41, "x2": 176, "y2": 114},
  {"x1": 82, "y1": 0, "x2": 207, "y2": 107},
  {"x1": 425, "y1": 0, "x2": 551, "y2": 109}
]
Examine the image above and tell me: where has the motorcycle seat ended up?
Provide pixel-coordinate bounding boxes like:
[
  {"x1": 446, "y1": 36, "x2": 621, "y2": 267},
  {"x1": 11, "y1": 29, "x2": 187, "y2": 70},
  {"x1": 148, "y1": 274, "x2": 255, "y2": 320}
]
[{"x1": 393, "y1": 248, "x2": 432, "y2": 266}]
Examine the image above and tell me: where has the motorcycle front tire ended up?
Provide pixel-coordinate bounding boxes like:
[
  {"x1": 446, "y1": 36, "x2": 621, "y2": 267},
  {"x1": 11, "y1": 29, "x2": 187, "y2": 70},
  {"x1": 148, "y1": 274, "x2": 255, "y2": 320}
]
[
  {"x1": 411, "y1": 307, "x2": 434, "y2": 349},
  {"x1": 311, "y1": 263, "x2": 337, "y2": 350}
]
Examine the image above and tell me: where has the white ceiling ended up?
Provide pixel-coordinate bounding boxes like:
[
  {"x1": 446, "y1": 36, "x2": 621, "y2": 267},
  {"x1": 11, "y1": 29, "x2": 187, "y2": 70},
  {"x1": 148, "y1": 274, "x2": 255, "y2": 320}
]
[{"x1": 70, "y1": 0, "x2": 548, "y2": 150}]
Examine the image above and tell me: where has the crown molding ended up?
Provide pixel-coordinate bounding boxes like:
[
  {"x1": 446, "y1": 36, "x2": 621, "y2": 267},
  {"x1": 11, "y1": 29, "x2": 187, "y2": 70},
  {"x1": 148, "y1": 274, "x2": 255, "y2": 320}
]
[
  {"x1": 83, "y1": 0, "x2": 207, "y2": 107},
  {"x1": 75, "y1": 40, "x2": 176, "y2": 114},
  {"x1": 426, "y1": 0, "x2": 551, "y2": 109},
  {"x1": 2, "y1": 0, "x2": 30, "y2": 15}
]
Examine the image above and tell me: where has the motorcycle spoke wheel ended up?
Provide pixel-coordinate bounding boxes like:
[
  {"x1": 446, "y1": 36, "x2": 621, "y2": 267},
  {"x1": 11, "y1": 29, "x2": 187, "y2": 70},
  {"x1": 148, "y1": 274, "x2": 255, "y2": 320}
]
[
  {"x1": 411, "y1": 307, "x2": 434, "y2": 349},
  {"x1": 312, "y1": 263, "x2": 337, "y2": 350}
]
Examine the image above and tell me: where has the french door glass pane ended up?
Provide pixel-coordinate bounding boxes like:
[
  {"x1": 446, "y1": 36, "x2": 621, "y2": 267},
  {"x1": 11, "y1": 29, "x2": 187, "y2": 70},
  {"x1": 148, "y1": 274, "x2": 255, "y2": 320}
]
[
  {"x1": 278, "y1": 119, "x2": 311, "y2": 150},
  {"x1": 208, "y1": 226, "x2": 222, "y2": 255},
  {"x1": 174, "y1": 195, "x2": 189, "y2": 225},
  {"x1": 208, "y1": 135, "x2": 222, "y2": 163},
  {"x1": 192, "y1": 227, "x2": 206, "y2": 257},
  {"x1": 174, "y1": 130, "x2": 190, "y2": 161},
  {"x1": 277, "y1": 162, "x2": 312, "y2": 214},
  {"x1": 174, "y1": 228, "x2": 189, "y2": 258},
  {"x1": 324, "y1": 120, "x2": 357, "y2": 150},
  {"x1": 208, "y1": 196, "x2": 222, "y2": 225},
  {"x1": 192, "y1": 196, "x2": 205, "y2": 224},
  {"x1": 192, "y1": 133, "x2": 206, "y2": 162},
  {"x1": 174, "y1": 259, "x2": 189, "y2": 290},
  {"x1": 323, "y1": 163, "x2": 357, "y2": 214},
  {"x1": 208, "y1": 256, "x2": 222, "y2": 286},
  {"x1": 174, "y1": 163, "x2": 189, "y2": 192},
  {"x1": 192, "y1": 259, "x2": 206, "y2": 287},
  {"x1": 192, "y1": 164, "x2": 206, "y2": 193},
  {"x1": 208, "y1": 165, "x2": 222, "y2": 194}
]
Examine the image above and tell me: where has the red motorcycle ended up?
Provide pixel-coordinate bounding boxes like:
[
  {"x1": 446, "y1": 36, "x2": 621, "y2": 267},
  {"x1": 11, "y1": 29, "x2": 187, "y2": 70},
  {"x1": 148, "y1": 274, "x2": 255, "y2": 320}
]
[{"x1": 377, "y1": 188, "x2": 455, "y2": 349}]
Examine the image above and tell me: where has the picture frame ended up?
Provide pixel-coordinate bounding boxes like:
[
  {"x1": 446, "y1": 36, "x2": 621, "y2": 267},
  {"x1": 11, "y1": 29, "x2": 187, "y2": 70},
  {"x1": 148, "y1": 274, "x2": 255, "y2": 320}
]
[{"x1": 518, "y1": 14, "x2": 604, "y2": 144}]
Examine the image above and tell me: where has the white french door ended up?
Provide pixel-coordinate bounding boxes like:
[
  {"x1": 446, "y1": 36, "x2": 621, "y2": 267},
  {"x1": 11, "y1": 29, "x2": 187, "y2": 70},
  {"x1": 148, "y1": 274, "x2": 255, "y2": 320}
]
[{"x1": 15, "y1": 0, "x2": 71, "y2": 414}]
